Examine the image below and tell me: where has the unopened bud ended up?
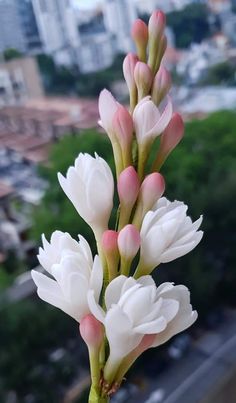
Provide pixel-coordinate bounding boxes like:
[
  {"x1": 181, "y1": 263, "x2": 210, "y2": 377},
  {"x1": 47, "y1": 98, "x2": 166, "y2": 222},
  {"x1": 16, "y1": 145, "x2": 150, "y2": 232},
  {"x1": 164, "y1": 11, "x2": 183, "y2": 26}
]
[
  {"x1": 113, "y1": 106, "x2": 133, "y2": 167},
  {"x1": 133, "y1": 173, "x2": 165, "y2": 228},
  {"x1": 152, "y1": 113, "x2": 184, "y2": 171},
  {"x1": 123, "y1": 53, "x2": 139, "y2": 111},
  {"x1": 155, "y1": 34, "x2": 167, "y2": 73},
  {"x1": 118, "y1": 166, "x2": 140, "y2": 209},
  {"x1": 102, "y1": 230, "x2": 118, "y2": 254},
  {"x1": 131, "y1": 19, "x2": 148, "y2": 62},
  {"x1": 80, "y1": 314, "x2": 104, "y2": 349},
  {"x1": 134, "y1": 62, "x2": 153, "y2": 100},
  {"x1": 102, "y1": 230, "x2": 119, "y2": 281},
  {"x1": 148, "y1": 10, "x2": 166, "y2": 73},
  {"x1": 140, "y1": 173, "x2": 165, "y2": 210},
  {"x1": 118, "y1": 224, "x2": 141, "y2": 261},
  {"x1": 152, "y1": 66, "x2": 172, "y2": 105},
  {"x1": 148, "y1": 10, "x2": 166, "y2": 41}
]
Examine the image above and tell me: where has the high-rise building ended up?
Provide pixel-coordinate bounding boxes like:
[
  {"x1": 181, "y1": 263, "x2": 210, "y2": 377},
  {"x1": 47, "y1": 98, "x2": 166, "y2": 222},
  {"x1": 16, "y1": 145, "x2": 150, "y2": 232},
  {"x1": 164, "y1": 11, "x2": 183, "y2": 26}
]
[
  {"x1": 103, "y1": 0, "x2": 138, "y2": 53},
  {"x1": 0, "y1": 0, "x2": 27, "y2": 53},
  {"x1": 18, "y1": 0, "x2": 41, "y2": 52},
  {"x1": 0, "y1": 0, "x2": 41, "y2": 54},
  {"x1": 32, "y1": 0, "x2": 80, "y2": 65}
]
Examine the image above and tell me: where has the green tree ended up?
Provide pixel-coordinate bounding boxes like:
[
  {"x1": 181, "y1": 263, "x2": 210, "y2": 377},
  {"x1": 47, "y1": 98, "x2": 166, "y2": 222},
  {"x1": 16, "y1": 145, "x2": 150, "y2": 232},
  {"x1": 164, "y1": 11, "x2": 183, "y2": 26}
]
[
  {"x1": 200, "y1": 61, "x2": 236, "y2": 86},
  {"x1": 0, "y1": 300, "x2": 81, "y2": 402},
  {"x1": 167, "y1": 4, "x2": 210, "y2": 48},
  {"x1": 3, "y1": 48, "x2": 23, "y2": 61},
  {"x1": 31, "y1": 130, "x2": 114, "y2": 252}
]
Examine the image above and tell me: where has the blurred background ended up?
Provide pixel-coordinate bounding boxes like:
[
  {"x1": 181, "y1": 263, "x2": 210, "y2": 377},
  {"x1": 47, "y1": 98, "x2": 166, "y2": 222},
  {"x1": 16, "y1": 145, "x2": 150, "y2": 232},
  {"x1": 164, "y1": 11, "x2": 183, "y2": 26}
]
[{"x1": 0, "y1": 0, "x2": 236, "y2": 402}]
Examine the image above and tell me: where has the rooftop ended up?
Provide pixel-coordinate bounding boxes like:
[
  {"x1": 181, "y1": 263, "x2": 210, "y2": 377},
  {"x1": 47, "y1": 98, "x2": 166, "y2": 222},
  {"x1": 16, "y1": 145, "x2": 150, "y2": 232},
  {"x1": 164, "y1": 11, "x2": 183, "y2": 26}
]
[{"x1": 0, "y1": 181, "x2": 14, "y2": 199}]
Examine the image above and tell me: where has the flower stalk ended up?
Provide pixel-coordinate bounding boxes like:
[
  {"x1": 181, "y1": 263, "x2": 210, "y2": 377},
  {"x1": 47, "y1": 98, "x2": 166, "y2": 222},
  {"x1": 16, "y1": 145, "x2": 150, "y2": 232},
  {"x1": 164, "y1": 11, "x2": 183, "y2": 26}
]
[{"x1": 32, "y1": 9, "x2": 203, "y2": 402}]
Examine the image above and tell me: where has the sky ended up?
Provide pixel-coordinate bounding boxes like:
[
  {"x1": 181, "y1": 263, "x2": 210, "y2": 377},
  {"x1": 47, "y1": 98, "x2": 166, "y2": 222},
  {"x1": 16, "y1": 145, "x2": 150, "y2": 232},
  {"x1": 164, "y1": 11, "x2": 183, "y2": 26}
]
[{"x1": 72, "y1": 0, "x2": 104, "y2": 9}]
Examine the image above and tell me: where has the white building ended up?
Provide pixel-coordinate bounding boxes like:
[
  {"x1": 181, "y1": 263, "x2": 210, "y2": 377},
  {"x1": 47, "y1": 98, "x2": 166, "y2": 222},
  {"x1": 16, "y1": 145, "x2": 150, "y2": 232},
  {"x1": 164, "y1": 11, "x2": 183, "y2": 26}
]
[
  {"x1": 32, "y1": 0, "x2": 81, "y2": 66},
  {"x1": 176, "y1": 41, "x2": 226, "y2": 84},
  {"x1": 77, "y1": 32, "x2": 116, "y2": 73},
  {"x1": 103, "y1": 0, "x2": 138, "y2": 53},
  {"x1": 135, "y1": 0, "x2": 199, "y2": 14}
]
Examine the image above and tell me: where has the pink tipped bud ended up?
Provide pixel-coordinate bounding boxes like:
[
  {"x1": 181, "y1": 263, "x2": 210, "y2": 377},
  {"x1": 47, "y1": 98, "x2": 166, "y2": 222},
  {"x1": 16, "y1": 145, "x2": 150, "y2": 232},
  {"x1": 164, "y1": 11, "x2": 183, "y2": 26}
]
[
  {"x1": 132, "y1": 19, "x2": 148, "y2": 46},
  {"x1": 148, "y1": 10, "x2": 166, "y2": 39},
  {"x1": 80, "y1": 314, "x2": 104, "y2": 349},
  {"x1": 152, "y1": 66, "x2": 172, "y2": 105},
  {"x1": 140, "y1": 173, "x2": 165, "y2": 210},
  {"x1": 131, "y1": 19, "x2": 148, "y2": 62},
  {"x1": 118, "y1": 224, "x2": 141, "y2": 260},
  {"x1": 112, "y1": 105, "x2": 133, "y2": 149},
  {"x1": 148, "y1": 11, "x2": 167, "y2": 73},
  {"x1": 160, "y1": 113, "x2": 184, "y2": 155},
  {"x1": 134, "y1": 62, "x2": 153, "y2": 99},
  {"x1": 102, "y1": 230, "x2": 118, "y2": 254},
  {"x1": 123, "y1": 53, "x2": 139, "y2": 92},
  {"x1": 118, "y1": 166, "x2": 140, "y2": 208}
]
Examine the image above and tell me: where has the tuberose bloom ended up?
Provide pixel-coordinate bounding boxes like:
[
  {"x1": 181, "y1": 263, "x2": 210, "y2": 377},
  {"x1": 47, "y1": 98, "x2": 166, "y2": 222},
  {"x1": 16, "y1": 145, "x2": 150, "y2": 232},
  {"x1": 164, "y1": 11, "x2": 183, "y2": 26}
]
[
  {"x1": 133, "y1": 96, "x2": 173, "y2": 147},
  {"x1": 32, "y1": 235, "x2": 103, "y2": 322},
  {"x1": 88, "y1": 275, "x2": 197, "y2": 379},
  {"x1": 37, "y1": 230, "x2": 88, "y2": 274},
  {"x1": 137, "y1": 197, "x2": 203, "y2": 275},
  {"x1": 58, "y1": 153, "x2": 114, "y2": 235}
]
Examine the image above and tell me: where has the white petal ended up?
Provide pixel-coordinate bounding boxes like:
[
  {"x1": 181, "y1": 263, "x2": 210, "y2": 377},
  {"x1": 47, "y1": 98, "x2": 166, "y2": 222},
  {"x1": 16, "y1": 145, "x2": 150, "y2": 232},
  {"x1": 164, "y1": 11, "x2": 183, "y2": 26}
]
[
  {"x1": 90, "y1": 255, "x2": 103, "y2": 301},
  {"x1": 98, "y1": 89, "x2": 119, "y2": 134},
  {"x1": 105, "y1": 275, "x2": 128, "y2": 309},
  {"x1": 105, "y1": 305, "x2": 142, "y2": 359},
  {"x1": 160, "y1": 233, "x2": 203, "y2": 263},
  {"x1": 31, "y1": 270, "x2": 75, "y2": 318},
  {"x1": 134, "y1": 316, "x2": 167, "y2": 334},
  {"x1": 147, "y1": 97, "x2": 173, "y2": 139},
  {"x1": 159, "y1": 298, "x2": 179, "y2": 322},
  {"x1": 87, "y1": 290, "x2": 105, "y2": 323}
]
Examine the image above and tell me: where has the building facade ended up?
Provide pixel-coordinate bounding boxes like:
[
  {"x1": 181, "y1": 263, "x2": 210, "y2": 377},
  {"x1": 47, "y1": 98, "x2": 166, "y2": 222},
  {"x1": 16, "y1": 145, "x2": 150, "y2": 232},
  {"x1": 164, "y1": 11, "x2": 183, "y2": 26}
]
[
  {"x1": 103, "y1": 0, "x2": 137, "y2": 53},
  {"x1": 0, "y1": 0, "x2": 27, "y2": 53},
  {"x1": 32, "y1": 0, "x2": 80, "y2": 66}
]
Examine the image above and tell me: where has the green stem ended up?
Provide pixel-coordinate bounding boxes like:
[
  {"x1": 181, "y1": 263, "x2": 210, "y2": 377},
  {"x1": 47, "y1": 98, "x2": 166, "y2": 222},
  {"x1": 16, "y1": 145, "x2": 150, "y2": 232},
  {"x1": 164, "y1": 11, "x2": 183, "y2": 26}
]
[{"x1": 88, "y1": 384, "x2": 110, "y2": 403}]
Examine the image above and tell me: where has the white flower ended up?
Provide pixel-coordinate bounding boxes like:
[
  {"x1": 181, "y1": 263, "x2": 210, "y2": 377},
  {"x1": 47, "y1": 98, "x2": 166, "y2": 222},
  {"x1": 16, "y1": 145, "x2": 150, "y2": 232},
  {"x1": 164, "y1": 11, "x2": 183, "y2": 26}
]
[
  {"x1": 58, "y1": 153, "x2": 114, "y2": 235},
  {"x1": 32, "y1": 236, "x2": 103, "y2": 322},
  {"x1": 139, "y1": 197, "x2": 203, "y2": 273},
  {"x1": 88, "y1": 275, "x2": 196, "y2": 376},
  {"x1": 151, "y1": 282, "x2": 197, "y2": 348},
  {"x1": 133, "y1": 96, "x2": 173, "y2": 146},
  {"x1": 37, "y1": 230, "x2": 92, "y2": 274},
  {"x1": 98, "y1": 89, "x2": 120, "y2": 136}
]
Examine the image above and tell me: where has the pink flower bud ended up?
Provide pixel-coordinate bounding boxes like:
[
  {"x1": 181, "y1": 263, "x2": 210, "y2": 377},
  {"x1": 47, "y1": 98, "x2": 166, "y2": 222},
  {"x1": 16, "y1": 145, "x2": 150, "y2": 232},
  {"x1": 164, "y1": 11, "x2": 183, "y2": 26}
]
[
  {"x1": 139, "y1": 173, "x2": 165, "y2": 211},
  {"x1": 123, "y1": 53, "x2": 139, "y2": 93},
  {"x1": 132, "y1": 19, "x2": 148, "y2": 46},
  {"x1": 131, "y1": 19, "x2": 148, "y2": 62},
  {"x1": 118, "y1": 224, "x2": 141, "y2": 260},
  {"x1": 148, "y1": 10, "x2": 166, "y2": 39},
  {"x1": 102, "y1": 230, "x2": 118, "y2": 254},
  {"x1": 152, "y1": 66, "x2": 172, "y2": 105},
  {"x1": 112, "y1": 105, "x2": 133, "y2": 150},
  {"x1": 80, "y1": 314, "x2": 104, "y2": 349},
  {"x1": 134, "y1": 62, "x2": 153, "y2": 99},
  {"x1": 148, "y1": 10, "x2": 166, "y2": 73},
  {"x1": 160, "y1": 113, "x2": 184, "y2": 155},
  {"x1": 118, "y1": 166, "x2": 140, "y2": 208}
]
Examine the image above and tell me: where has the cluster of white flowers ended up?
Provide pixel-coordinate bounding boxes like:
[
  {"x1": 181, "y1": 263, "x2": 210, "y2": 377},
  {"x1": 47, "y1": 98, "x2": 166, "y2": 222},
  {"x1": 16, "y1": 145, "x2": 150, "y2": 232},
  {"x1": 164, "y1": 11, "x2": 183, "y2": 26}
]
[{"x1": 31, "y1": 9, "x2": 203, "y2": 402}]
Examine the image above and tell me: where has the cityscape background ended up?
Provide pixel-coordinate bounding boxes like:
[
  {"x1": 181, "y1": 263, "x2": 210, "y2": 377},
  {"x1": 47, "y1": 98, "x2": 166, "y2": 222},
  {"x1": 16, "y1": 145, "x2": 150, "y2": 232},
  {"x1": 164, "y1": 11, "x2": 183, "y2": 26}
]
[{"x1": 0, "y1": 0, "x2": 236, "y2": 402}]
